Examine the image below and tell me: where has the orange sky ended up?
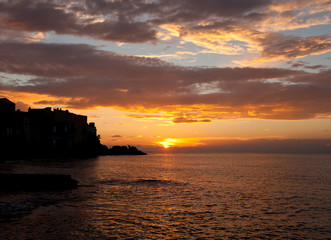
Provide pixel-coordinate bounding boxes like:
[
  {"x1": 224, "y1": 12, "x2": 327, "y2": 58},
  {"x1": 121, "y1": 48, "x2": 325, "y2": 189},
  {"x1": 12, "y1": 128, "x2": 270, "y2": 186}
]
[{"x1": 0, "y1": 0, "x2": 330, "y2": 152}]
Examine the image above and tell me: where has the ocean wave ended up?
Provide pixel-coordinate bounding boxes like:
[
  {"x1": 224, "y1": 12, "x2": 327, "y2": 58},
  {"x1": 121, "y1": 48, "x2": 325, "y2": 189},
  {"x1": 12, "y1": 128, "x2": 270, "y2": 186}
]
[{"x1": 98, "y1": 179, "x2": 187, "y2": 186}]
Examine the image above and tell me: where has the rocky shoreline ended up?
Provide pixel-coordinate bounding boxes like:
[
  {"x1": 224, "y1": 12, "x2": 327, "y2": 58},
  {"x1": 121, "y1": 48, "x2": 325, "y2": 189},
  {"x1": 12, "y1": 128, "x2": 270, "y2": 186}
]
[
  {"x1": 99, "y1": 145, "x2": 147, "y2": 156},
  {"x1": 0, "y1": 174, "x2": 79, "y2": 191}
]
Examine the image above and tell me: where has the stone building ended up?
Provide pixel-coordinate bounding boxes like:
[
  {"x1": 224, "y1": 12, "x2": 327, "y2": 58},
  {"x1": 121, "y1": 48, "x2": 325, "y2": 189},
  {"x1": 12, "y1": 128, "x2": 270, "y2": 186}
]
[{"x1": 0, "y1": 98, "x2": 99, "y2": 158}]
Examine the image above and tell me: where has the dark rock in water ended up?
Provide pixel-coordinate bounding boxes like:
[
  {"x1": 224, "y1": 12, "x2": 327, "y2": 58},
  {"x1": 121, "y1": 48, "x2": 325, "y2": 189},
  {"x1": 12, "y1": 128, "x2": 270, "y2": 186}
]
[
  {"x1": 107, "y1": 145, "x2": 147, "y2": 155},
  {"x1": 0, "y1": 174, "x2": 79, "y2": 191},
  {"x1": 97, "y1": 143, "x2": 110, "y2": 155}
]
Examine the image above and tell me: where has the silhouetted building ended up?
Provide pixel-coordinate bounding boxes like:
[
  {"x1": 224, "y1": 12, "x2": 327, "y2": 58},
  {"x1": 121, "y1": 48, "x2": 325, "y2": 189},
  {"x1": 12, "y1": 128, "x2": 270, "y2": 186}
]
[
  {"x1": 0, "y1": 98, "x2": 99, "y2": 159},
  {"x1": 0, "y1": 98, "x2": 15, "y2": 112}
]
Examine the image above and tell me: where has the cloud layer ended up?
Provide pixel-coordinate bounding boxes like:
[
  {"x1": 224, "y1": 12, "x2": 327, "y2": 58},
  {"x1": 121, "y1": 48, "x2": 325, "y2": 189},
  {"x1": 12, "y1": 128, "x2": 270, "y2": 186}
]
[
  {"x1": 0, "y1": 0, "x2": 330, "y2": 123},
  {"x1": 0, "y1": 0, "x2": 330, "y2": 62},
  {"x1": 1, "y1": 42, "x2": 330, "y2": 121}
]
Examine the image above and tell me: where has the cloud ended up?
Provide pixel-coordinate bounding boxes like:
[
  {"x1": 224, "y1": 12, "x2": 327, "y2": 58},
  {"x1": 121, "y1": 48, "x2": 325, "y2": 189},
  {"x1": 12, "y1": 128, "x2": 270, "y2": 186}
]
[
  {"x1": 33, "y1": 100, "x2": 68, "y2": 106},
  {"x1": 178, "y1": 25, "x2": 331, "y2": 63},
  {"x1": 172, "y1": 117, "x2": 211, "y2": 124},
  {"x1": 0, "y1": 42, "x2": 330, "y2": 121},
  {"x1": 80, "y1": 20, "x2": 157, "y2": 43},
  {"x1": 126, "y1": 113, "x2": 211, "y2": 124},
  {"x1": 0, "y1": 0, "x2": 330, "y2": 61},
  {"x1": 126, "y1": 114, "x2": 171, "y2": 120},
  {"x1": 112, "y1": 135, "x2": 122, "y2": 138},
  {"x1": 0, "y1": 0, "x2": 157, "y2": 43},
  {"x1": 287, "y1": 60, "x2": 327, "y2": 70},
  {"x1": 256, "y1": 33, "x2": 331, "y2": 62}
]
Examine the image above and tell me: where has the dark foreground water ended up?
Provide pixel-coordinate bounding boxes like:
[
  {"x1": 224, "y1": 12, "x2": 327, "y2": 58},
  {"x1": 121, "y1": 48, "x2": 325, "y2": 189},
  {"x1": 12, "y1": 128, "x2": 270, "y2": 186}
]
[{"x1": 0, "y1": 153, "x2": 330, "y2": 239}]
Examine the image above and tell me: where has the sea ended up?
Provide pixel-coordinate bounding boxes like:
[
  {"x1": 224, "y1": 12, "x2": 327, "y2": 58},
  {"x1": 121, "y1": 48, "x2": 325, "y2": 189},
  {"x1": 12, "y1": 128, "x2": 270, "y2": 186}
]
[{"x1": 0, "y1": 153, "x2": 330, "y2": 239}]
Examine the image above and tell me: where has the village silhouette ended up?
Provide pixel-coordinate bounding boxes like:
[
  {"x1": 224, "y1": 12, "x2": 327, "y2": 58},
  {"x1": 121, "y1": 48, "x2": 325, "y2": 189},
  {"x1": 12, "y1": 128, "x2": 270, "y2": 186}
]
[{"x1": 0, "y1": 98, "x2": 146, "y2": 159}]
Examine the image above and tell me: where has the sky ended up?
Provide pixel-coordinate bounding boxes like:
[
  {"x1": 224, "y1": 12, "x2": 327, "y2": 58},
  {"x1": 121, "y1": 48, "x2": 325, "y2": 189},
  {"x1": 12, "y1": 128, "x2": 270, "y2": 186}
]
[{"x1": 0, "y1": 0, "x2": 330, "y2": 153}]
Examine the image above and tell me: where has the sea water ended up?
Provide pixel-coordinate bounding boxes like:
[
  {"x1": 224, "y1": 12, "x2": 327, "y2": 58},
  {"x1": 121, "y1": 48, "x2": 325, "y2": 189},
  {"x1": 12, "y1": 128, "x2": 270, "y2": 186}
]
[{"x1": 0, "y1": 153, "x2": 330, "y2": 239}]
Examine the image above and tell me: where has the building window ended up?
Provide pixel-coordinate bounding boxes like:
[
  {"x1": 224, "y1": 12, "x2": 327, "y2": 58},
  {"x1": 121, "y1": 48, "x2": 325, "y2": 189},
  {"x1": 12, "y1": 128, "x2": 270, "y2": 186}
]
[
  {"x1": 53, "y1": 126, "x2": 56, "y2": 133},
  {"x1": 64, "y1": 126, "x2": 68, "y2": 133},
  {"x1": 6, "y1": 127, "x2": 13, "y2": 136}
]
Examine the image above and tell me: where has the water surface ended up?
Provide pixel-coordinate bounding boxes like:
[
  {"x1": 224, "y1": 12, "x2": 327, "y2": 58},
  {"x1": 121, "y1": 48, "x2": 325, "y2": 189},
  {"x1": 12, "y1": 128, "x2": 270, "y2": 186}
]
[{"x1": 1, "y1": 153, "x2": 330, "y2": 239}]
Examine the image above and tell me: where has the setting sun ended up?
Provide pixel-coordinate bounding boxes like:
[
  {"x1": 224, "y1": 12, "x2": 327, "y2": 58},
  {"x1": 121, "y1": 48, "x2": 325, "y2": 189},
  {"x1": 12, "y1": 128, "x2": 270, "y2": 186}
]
[
  {"x1": 157, "y1": 138, "x2": 207, "y2": 149},
  {"x1": 158, "y1": 138, "x2": 175, "y2": 149}
]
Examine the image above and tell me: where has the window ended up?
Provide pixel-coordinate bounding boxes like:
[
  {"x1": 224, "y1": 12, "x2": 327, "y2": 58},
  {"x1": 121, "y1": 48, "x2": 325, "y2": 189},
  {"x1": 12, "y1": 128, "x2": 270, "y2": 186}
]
[{"x1": 6, "y1": 127, "x2": 13, "y2": 136}]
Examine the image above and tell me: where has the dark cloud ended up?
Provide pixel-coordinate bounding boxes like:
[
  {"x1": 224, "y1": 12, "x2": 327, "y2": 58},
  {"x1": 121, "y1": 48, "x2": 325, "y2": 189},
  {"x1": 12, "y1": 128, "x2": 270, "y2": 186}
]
[
  {"x1": 305, "y1": 65, "x2": 325, "y2": 70},
  {"x1": 83, "y1": 0, "x2": 270, "y2": 22},
  {"x1": 259, "y1": 33, "x2": 331, "y2": 60},
  {"x1": 287, "y1": 60, "x2": 327, "y2": 70},
  {"x1": 0, "y1": 0, "x2": 78, "y2": 33},
  {"x1": 149, "y1": 0, "x2": 270, "y2": 23},
  {"x1": 0, "y1": 0, "x2": 157, "y2": 43},
  {"x1": 0, "y1": 42, "x2": 330, "y2": 120},
  {"x1": 33, "y1": 100, "x2": 67, "y2": 105},
  {"x1": 0, "y1": 42, "x2": 298, "y2": 80},
  {"x1": 125, "y1": 114, "x2": 212, "y2": 123},
  {"x1": 0, "y1": 0, "x2": 329, "y2": 61},
  {"x1": 287, "y1": 60, "x2": 307, "y2": 68},
  {"x1": 112, "y1": 135, "x2": 122, "y2": 138},
  {"x1": 172, "y1": 117, "x2": 211, "y2": 124},
  {"x1": 80, "y1": 20, "x2": 157, "y2": 43},
  {"x1": 127, "y1": 114, "x2": 170, "y2": 119}
]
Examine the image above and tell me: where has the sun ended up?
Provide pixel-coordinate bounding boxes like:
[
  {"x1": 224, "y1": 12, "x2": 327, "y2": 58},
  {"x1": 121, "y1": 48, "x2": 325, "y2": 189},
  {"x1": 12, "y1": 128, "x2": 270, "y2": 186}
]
[
  {"x1": 157, "y1": 137, "x2": 205, "y2": 149},
  {"x1": 157, "y1": 138, "x2": 175, "y2": 149}
]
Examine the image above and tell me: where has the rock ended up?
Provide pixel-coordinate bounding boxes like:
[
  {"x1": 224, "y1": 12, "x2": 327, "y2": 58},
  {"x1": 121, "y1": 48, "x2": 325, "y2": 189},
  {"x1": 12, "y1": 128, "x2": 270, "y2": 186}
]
[
  {"x1": 107, "y1": 145, "x2": 147, "y2": 155},
  {"x1": 0, "y1": 174, "x2": 79, "y2": 191}
]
